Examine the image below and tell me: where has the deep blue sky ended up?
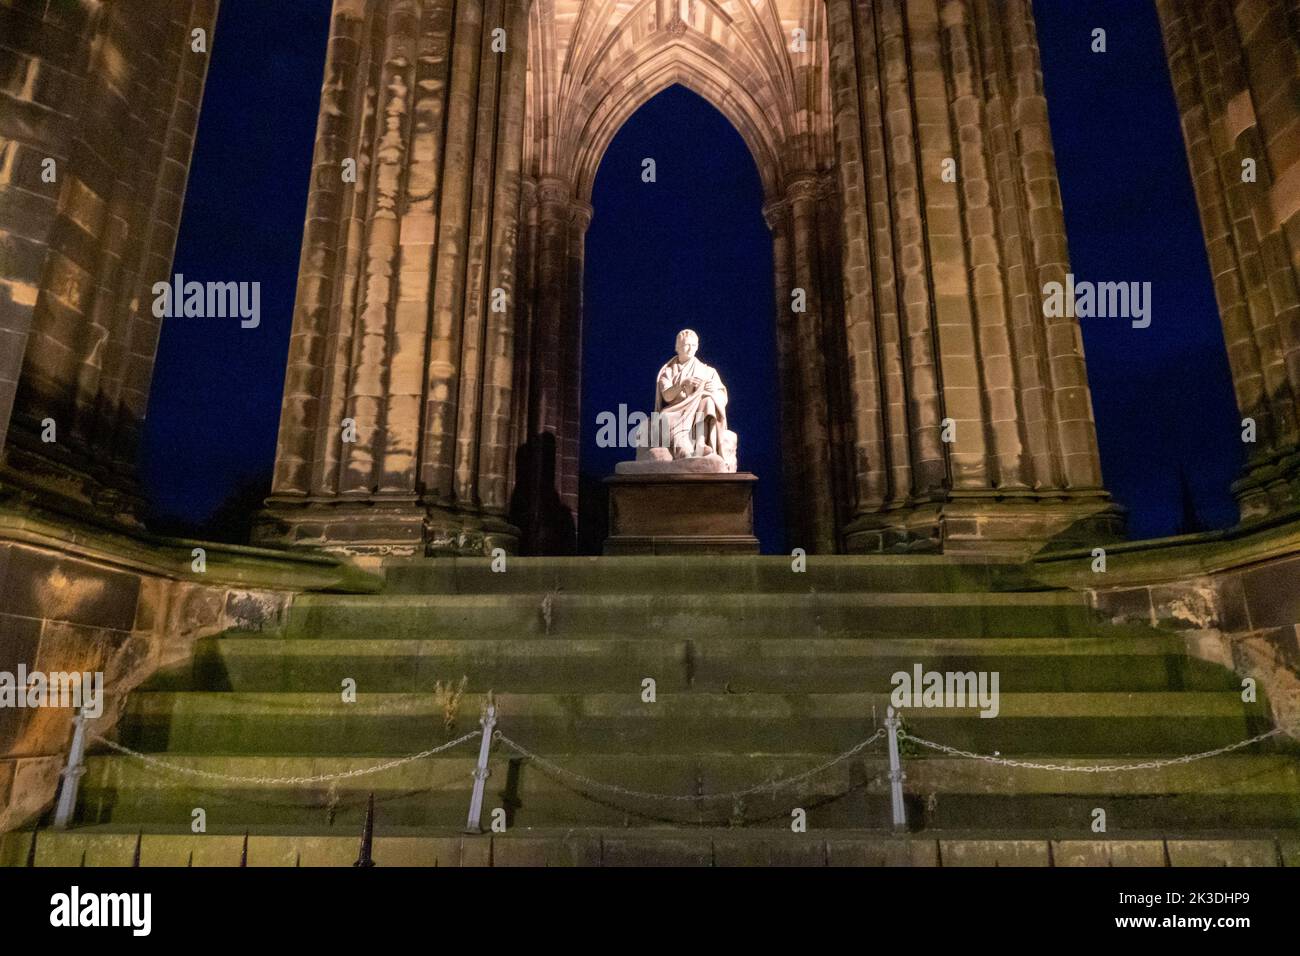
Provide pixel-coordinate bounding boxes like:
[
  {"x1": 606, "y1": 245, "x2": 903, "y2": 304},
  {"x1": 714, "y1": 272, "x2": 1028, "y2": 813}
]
[{"x1": 146, "y1": 0, "x2": 1239, "y2": 546}]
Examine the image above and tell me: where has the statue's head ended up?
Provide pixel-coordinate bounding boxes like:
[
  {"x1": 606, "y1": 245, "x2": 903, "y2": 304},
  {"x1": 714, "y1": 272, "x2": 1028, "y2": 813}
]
[{"x1": 675, "y1": 329, "x2": 699, "y2": 362}]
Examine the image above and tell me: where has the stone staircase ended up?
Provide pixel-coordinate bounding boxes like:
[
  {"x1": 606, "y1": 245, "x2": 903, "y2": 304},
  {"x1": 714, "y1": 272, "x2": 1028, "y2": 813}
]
[{"x1": 8, "y1": 556, "x2": 1300, "y2": 866}]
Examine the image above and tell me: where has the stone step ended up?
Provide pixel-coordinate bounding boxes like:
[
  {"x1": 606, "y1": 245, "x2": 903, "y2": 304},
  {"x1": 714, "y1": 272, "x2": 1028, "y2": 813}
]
[
  {"x1": 115, "y1": 690, "x2": 1278, "y2": 756},
  {"x1": 142, "y1": 634, "x2": 1240, "y2": 694},
  {"x1": 380, "y1": 555, "x2": 1048, "y2": 595},
  {"x1": 7, "y1": 827, "x2": 1298, "y2": 867},
  {"x1": 71, "y1": 752, "x2": 1300, "y2": 832},
  {"x1": 281, "y1": 591, "x2": 1103, "y2": 641}
]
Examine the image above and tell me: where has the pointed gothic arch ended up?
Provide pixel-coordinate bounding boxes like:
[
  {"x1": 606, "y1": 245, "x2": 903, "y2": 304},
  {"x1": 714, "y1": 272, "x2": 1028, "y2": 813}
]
[{"x1": 255, "y1": 0, "x2": 1124, "y2": 558}]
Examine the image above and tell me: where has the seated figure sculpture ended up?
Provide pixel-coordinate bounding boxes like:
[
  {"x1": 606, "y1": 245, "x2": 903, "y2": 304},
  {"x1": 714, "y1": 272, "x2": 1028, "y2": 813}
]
[{"x1": 617, "y1": 329, "x2": 738, "y2": 474}]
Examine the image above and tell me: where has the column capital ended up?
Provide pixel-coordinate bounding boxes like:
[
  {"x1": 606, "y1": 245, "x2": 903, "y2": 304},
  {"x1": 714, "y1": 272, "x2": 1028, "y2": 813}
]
[
  {"x1": 537, "y1": 175, "x2": 573, "y2": 207},
  {"x1": 761, "y1": 197, "x2": 789, "y2": 231},
  {"x1": 519, "y1": 175, "x2": 539, "y2": 207},
  {"x1": 816, "y1": 170, "x2": 839, "y2": 203},
  {"x1": 568, "y1": 199, "x2": 594, "y2": 232},
  {"x1": 785, "y1": 172, "x2": 820, "y2": 205}
]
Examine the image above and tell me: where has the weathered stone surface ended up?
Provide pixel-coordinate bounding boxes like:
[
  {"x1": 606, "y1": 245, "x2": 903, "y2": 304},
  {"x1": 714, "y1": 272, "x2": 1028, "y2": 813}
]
[
  {"x1": 1050, "y1": 841, "x2": 1169, "y2": 867},
  {"x1": 1155, "y1": 0, "x2": 1300, "y2": 521},
  {"x1": 0, "y1": 501, "x2": 378, "y2": 832},
  {"x1": 251, "y1": 0, "x2": 1118, "y2": 557},
  {"x1": 0, "y1": 0, "x2": 219, "y2": 518},
  {"x1": 604, "y1": 473, "x2": 760, "y2": 555}
]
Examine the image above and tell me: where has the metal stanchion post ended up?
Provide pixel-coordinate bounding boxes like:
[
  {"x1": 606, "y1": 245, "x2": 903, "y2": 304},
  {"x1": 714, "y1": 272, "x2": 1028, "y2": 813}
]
[
  {"x1": 464, "y1": 700, "x2": 498, "y2": 834},
  {"x1": 885, "y1": 706, "x2": 907, "y2": 831},
  {"x1": 54, "y1": 708, "x2": 88, "y2": 830}
]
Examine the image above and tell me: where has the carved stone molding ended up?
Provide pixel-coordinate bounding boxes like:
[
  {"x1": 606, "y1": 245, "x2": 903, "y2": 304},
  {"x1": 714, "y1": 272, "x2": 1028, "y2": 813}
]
[{"x1": 569, "y1": 199, "x2": 594, "y2": 232}]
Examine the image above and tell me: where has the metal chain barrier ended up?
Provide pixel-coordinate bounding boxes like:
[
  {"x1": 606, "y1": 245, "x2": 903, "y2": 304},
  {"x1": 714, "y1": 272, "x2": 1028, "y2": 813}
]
[
  {"x1": 65, "y1": 711, "x2": 1296, "y2": 838},
  {"x1": 89, "y1": 730, "x2": 482, "y2": 786},
  {"x1": 897, "y1": 726, "x2": 1287, "y2": 773},
  {"x1": 490, "y1": 728, "x2": 886, "y2": 804}
]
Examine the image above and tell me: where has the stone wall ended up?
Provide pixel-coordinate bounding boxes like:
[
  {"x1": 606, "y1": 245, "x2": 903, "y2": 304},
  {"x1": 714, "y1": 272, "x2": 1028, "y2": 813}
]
[
  {"x1": 0, "y1": 0, "x2": 219, "y2": 520},
  {"x1": 0, "y1": 499, "x2": 377, "y2": 833},
  {"x1": 1037, "y1": 519, "x2": 1300, "y2": 735}
]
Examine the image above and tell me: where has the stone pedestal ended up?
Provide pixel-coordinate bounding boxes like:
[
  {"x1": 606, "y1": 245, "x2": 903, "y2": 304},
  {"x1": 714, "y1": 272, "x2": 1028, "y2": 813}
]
[{"x1": 604, "y1": 473, "x2": 759, "y2": 555}]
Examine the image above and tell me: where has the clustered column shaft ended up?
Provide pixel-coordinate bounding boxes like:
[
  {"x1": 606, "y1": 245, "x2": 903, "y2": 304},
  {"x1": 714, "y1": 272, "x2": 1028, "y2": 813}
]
[
  {"x1": 264, "y1": 0, "x2": 529, "y2": 553},
  {"x1": 1155, "y1": 0, "x2": 1300, "y2": 520},
  {"x1": 0, "y1": 0, "x2": 218, "y2": 516}
]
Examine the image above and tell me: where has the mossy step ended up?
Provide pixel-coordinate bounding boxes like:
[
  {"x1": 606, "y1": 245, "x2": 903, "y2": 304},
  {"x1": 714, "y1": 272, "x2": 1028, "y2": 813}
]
[
  {"x1": 115, "y1": 690, "x2": 1279, "y2": 756},
  {"x1": 381, "y1": 555, "x2": 1048, "y2": 595},
  {"x1": 8, "y1": 827, "x2": 1298, "y2": 867},
  {"x1": 142, "y1": 635, "x2": 1241, "y2": 694},
  {"x1": 281, "y1": 591, "x2": 1102, "y2": 641},
  {"x1": 72, "y1": 751, "x2": 1300, "y2": 832}
]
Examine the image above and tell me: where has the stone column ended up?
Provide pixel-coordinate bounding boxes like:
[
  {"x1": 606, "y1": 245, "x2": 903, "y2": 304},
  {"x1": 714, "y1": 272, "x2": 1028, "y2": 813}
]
[
  {"x1": 511, "y1": 176, "x2": 587, "y2": 554},
  {"x1": 787, "y1": 175, "x2": 839, "y2": 552},
  {"x1": 825, "y1": 0, "x2": 1119, "y2": 555},
  {"x1": 258, "y1": 0, "x2": 528, "y2": 555},
  {"x1": 0, "y1": 0, "x2": 219, "y2": 521},
  {"x1": 339, "y1": 0, "x2": 422, "y2": 499},
  {"x1": 273, "y1": 0, "x2": 377, "y2": 499},
  {"x1": 514, "y1": 176, "x2": 574, "y2": 552},
  {"x1": 1155, "y1": 0, "x2": 1300, "y2": 520},
  {"x1": 560, "y1": 199, "x2": 594, "y2": 516},
  {"x1": 529, "y1": 177, "x2": 574, "y2": 448},
  {"x1": 419, "y1": 0, "x2": 487, "y2": 508},
  {"x1": 816, "y1": 174, "x2": 859, "y2": 538},
  {"x1": 476, "y1": 0, "x2": 531, "y2": 519},
  {"x1": 1001, "y1": 0, "x2": 1105, "y2": 493},
  {"x1": 824, "y1": 0, "x2": 907, "y2": 516},
  {"x1": 763, "y1": 197, "x2": 806, "y2": 548},
  {"x1": 507, "y1": 175, "x2": 539, "y2": 497}
]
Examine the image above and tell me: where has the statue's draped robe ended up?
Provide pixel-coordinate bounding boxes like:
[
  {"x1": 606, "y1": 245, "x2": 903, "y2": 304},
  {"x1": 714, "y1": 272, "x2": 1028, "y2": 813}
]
[{"x1": 652, "y1": 356, "x2": 728, "y2": 459}]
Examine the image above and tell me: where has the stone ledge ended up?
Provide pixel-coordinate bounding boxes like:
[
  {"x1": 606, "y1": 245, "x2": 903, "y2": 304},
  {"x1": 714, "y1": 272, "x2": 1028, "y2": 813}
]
[{"x1": 6, "y1": 828, "x2": 1295, "y2": 867}]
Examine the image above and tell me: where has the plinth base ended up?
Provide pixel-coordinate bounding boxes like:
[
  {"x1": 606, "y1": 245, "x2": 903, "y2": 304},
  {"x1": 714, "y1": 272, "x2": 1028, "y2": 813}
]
[{"x1": 603, "y1": 472, "x2": 759, "y2": 555}]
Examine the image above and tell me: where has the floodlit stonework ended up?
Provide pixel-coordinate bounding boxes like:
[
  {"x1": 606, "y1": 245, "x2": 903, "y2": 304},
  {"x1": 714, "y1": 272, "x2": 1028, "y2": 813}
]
[
  {"x1": 253, "y1": 0, "x2": 1127, "y2": 558},
  {"x1": 1, "y1": 0, "x2": 1299, "y2": 869},
  {"x1": 0, "y1": 0, "x2": 219, "y2": 524},
  {"x1": 1155, "y1": 0, "x2": 1300, "y2": 521}
]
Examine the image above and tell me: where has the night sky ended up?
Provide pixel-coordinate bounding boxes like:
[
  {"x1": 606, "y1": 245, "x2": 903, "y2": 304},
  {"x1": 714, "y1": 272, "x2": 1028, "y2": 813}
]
[{"x1": 145, "y1": 0, "x2": 1240, "y2": 548}]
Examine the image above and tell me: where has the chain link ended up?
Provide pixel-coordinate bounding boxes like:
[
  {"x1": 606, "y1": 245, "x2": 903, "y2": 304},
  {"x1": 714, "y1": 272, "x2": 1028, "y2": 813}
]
[
  {"x1": 90, "y1": 731, "x2": 481, "y2": 785},
  {"x1": 87, "y1": 717, "x2": 1297, "y2": 795},
  {"x1": 897, "y1": 727, "x2": 1285, "y2": 772},
  {"x1": 490, "y1": 728, "x2": 886, "y2": 804}
]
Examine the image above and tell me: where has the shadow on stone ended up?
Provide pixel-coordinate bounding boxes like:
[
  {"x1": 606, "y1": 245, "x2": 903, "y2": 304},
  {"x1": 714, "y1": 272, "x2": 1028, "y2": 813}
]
[{"x1": 509, "y1": 433, "x2": 576, "y2": 556}]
